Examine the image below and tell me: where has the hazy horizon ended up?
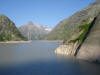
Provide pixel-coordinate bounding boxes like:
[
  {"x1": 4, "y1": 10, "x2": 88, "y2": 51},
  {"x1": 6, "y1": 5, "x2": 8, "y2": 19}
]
[{"x1": 0, "y1": 0, "x2": 95, "y2": 28}]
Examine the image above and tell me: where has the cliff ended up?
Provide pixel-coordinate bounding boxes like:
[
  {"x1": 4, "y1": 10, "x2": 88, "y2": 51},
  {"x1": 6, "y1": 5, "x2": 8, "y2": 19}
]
[
  {"x1": 76, "y1": 13, "x2": 100, "y2": 62},
  {"x1": 0, "y1": 14, "x2": 26, "y2": 41},
  {"x1": 55, "y1": 13, "x2": 100, "y2": 63},
  {"x1": 55, "y1": 1, "x2": 100, "y2": 63}
]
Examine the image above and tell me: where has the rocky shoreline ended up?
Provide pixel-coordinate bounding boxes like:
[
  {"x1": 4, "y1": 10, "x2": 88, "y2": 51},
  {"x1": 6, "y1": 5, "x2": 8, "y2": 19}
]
[{"x1": 55, "y1": 42, "x2": 79, "y2": 56}]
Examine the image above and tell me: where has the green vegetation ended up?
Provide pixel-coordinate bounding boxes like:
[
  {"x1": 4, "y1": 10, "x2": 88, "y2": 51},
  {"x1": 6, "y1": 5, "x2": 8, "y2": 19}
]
[
  {"x1": 0, "y1": 32, "x2": 6, "y2": 41},
  {"x1": 0, "y1": 32, "x2": 12, "y2": 41},
  {"x1": 6, "y1": 33, "x2": 12, "y2": 41},
  {"x1": 69, "y1": 22, "x2": 92, "y2": 43}
]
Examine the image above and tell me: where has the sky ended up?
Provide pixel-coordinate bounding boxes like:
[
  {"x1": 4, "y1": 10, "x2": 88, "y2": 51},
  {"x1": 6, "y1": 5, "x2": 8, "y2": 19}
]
[{"x1": 0, "y1": 0, "x2": 95, "y2": 28}]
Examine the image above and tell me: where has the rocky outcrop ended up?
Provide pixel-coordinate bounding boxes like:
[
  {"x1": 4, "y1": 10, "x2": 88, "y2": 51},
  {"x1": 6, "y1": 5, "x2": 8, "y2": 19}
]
[
  {"x1": 0, "y1": 14, "x2": 26, "y2": 41},
  {"x1": 55, "y1": 42, "x2": 79, "y2": 56}
]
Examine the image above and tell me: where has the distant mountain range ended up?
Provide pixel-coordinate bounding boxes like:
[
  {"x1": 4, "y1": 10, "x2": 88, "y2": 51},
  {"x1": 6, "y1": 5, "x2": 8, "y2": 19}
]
[
  {"x1": 19, "y1": 21, "x2": 52, "y2": 40},
  {"x1": 0, "y1": 14, "x2": 26, "y2": 41},
  {"x1": 0, "y1": 14, "x2": 52, "y2": 41}
]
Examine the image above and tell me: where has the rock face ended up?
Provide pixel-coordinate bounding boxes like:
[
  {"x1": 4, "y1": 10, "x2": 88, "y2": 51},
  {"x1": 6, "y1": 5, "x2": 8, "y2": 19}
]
[
  {"x1": 55, "y1": 42, "x2": 79, "y2": 56},
  {"x1": 55, "y1": 14, "x2": 100, "y2": 62},
  {"x1": 0, "y1": 14, "x2": 26, "y2": 41},
  {"x1": 54, "y1": 1, "x2": 100, "y2": 63},
  {"x1": 45, "y1": 1, "x2": 100, "y2": 40},
  {"x1": 19, "y1": 21, "x2": 52, "y2": 40},
  {"x1": 55, "y1": 13, "x2": 100, "y2": 63},
  {"x1": 77, "y1": 13, "x2": 100, "y2": 62}
]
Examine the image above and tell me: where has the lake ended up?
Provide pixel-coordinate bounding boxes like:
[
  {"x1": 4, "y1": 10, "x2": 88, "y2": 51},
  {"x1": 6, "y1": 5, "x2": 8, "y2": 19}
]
[{"x1": 0, "y1": 41, "x2": 100, "y2": 75}]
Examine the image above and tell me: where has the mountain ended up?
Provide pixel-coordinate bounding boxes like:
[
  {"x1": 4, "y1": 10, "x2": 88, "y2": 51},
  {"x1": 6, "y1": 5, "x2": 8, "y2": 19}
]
[
  {"x1": 45, "y1": 1, "x2": 100, "y2": 40},
  {"x1": 19, "y1": 21, "x2": 52, "y2": 40},
  {"x1": 0, "y1": 14, "x2": 26, "y2": 41},
  {"x1": 55, "y1": 1, "x2": 100, "y2": 63}
]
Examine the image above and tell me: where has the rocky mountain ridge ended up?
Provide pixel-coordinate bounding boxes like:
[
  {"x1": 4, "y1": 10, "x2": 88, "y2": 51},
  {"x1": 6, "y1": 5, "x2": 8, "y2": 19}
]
[{"x1": 19, "y1": 21, "x2": 52, "y2": 40}]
